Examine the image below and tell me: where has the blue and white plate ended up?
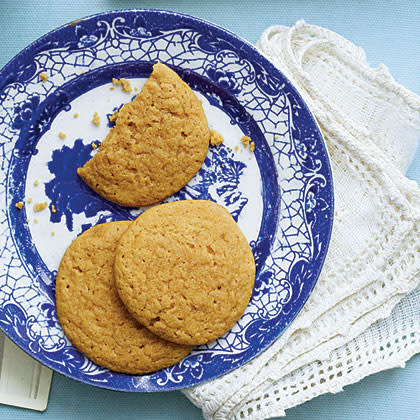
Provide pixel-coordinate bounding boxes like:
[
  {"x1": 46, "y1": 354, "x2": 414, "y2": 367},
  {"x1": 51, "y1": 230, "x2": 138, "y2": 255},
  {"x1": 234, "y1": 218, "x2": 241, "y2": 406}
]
[{"x1": 0, "y1": 9, "x2": 333, "y2": 391}]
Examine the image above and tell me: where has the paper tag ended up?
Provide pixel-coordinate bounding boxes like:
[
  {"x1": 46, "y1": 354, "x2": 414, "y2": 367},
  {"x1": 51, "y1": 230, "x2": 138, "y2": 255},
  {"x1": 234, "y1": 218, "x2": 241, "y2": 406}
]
[{"x1": 0, "y1": 332, "x2": 52, "y2": 411}]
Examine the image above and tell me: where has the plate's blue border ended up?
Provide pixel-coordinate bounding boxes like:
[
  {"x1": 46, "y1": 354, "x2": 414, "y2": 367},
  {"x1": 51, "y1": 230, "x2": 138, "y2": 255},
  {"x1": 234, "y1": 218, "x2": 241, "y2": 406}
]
[{"x1": 0, "y1": 9, "x2": 334, "y2": 392}]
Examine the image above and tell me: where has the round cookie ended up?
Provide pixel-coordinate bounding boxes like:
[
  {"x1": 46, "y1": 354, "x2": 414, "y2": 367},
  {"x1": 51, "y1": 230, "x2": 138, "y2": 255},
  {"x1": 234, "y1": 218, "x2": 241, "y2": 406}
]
[
  {"x1": 114, "y1": 200, "x2": 256, "y2": 345},
  {"x1": 55, "y1": 221, "x2": 192, "y2": 374},
  {"x1": 77, "y1": 62, "x2": 210, "y2": 207}
]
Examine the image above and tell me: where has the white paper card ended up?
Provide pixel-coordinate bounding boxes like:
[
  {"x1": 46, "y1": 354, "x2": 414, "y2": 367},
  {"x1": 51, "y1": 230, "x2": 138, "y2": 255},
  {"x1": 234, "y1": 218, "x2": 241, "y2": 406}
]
[{"x1": 0, "y1": 332, "x2": 52, "y2": 411}]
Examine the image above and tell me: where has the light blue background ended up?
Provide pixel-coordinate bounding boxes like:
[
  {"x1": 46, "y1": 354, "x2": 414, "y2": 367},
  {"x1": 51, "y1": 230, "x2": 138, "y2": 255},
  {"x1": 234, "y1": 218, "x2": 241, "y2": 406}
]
[{"x1": 0, "y1": 1, "x2": 419, "y2": 419}]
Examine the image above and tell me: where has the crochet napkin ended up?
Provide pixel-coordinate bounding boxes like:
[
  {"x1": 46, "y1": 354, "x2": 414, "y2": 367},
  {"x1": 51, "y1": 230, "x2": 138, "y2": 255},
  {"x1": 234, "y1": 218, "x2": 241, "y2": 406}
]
[{"x1": 184, "y1": 21, "x2": 420, "y2": 420}]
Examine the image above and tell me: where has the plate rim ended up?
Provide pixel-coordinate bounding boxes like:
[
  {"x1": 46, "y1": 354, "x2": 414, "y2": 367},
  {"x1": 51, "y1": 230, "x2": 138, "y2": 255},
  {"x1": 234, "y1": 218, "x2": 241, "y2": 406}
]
[{"x1": 0, "y1": 8, "x2": 334, "y2": 392}]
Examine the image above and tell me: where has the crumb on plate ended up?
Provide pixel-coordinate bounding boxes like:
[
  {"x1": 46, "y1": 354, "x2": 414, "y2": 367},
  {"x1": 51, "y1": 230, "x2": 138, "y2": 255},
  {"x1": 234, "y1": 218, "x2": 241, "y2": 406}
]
[
  {"x1": 249, "y1": 142, "x2": 255, "y2": 152},
  {"x1": 27, "y1": 197, "x2": 32, "y2": 204},
  {"x1": 34, "y1": 180, "x2": 39, "y2": 187},
  {"x1": 51, "y1": 204, "x2": 57, "y2": 213},
  {"x1": 74, "y1": 113, "x2": 79, "y2": 118},
  {"x1": 15, "y1": 201, "x2": 24, "y2": 210},
  {"x1": 91, "y1": 143, "x2": 98, "y2": 150},
  {"x1": 58, "y1": 132, "x2": 66, "y2": 139},
  {"x1": 34, "y1": 202, "x2": 48, "y2": 212},
  {"x1": 34, "y1": 219, "x2": 38, "y2": 224},
  {"x1": 40, "y1": 72, "x2": 48, "y2": 82},
  {"x1": 120, "y1": 78, "x2": 132, "y2": 93},
  {"x1": 209, "y1": 129, "x2": 224, "y2": 146},
  {"x1": 69, "y1": 19, "x2": 82, "y2": 27},
  {"x1": 240, "y1": 135, "x2": 251, "y2": 147},
  {"x1": 112, "y1": 77, "x2": 132, "y2": 92},
  {"x1": 92, "y1": 112, "x2": 100, "y2": 126},
  {"x1": 51, "y1": 231, "x2": 55, "y2": 236}
]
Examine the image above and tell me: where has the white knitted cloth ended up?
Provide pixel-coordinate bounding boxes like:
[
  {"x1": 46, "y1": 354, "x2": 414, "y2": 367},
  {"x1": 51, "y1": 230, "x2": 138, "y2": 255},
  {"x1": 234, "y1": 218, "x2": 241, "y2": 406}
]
[{"x1": 184, "y1": 21, "x2": 420, "y2": 420}]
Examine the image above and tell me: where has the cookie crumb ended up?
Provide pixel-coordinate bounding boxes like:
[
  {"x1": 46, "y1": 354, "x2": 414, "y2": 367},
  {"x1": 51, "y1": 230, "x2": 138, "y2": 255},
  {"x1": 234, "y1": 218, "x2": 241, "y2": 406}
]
[
  {"x1": 91, "y1": 143, "x2": 98, "y2": 150},
  {"x1": 249, "y1": 142, "x2": 255, "y2": 152},
  {"x1": 15, "y1": 201, "x2": 24, "y2": 210},
  {"x1": 51, "y1": 204, "x2": 57, "y2": 213},
  {"x1": 111, "y1": 77, "x2": 132, "y2": 92},
  {"x1": 26, "y1": 218, "x2": 30, "y2": 223},
  {"x1": 40, "y1": 72, "x2": 48, "y2": 82},
  {"x1": 69, "y1": 19, "x2": 82, "y2": 27},
  {"x1": 134, "y1": 87, "x2": 138, "y2": 92},
  {"x1": 120, "y1": 78, "x2": 132, "y2": 93},
  {"x1": 92, "y1": 112, "x2": 100, "y2": 126},
  {"x1": 210, "y1": 129, "x2": 224, "y2": 146},
  {"x1": 74, "y1": 113, "x2": 79, "y2": 118},
  {"x1": 34, "y1": 219, "x2": 38, "y2": 224},
  {"x1": 58, "y1": 132, "x2": 66, "y2": 140},
  {"x1": 234, "y1": 145, "x2": 239, "y2": 151},
  {"x1": 108, "y1": 110, "x2": 119, "y2": 123},
  {"x1": 51, "y1": 231, "x2": 55, "y2": 236},
  {"x1": 240, "y1": 135, "x2": 251, "y2": 147},
  {"x1": 27, "y1": 197, "x2": 32, "y2": 204},
  {"x1": 34, "y1": 180, "x2": 39, "y2": 187},
  {"x1": 34, "y1": 202, "x2": 48, "y2": 212},
  {"x1": 221, "y1": 163, "x2": 225, "y2": 168},
  {"x1": 110, "y1": 87, "x2": 114, "y2": 91}
]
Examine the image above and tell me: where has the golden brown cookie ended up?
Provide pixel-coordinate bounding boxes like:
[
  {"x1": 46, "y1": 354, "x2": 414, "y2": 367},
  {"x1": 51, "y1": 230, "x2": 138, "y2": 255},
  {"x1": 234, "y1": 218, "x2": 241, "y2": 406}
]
[
  {"x1": 114, "y1": 200, "x2": 256, "y2": 345},
  {"x1": 55, "y1": 221, "x2": 192, "y2": 374},
  {"x1": 77, "y1": 62, "x2": 210, "y2": 207}
]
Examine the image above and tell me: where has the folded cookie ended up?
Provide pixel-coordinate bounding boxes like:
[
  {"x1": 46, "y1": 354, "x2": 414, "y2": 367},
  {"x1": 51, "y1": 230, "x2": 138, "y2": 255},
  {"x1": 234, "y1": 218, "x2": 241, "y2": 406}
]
[
  {"x1": 78, "y1": 62, "x2": 210, "y2": 206},
  {"x1": 114, "y1": 200, "x2": 256, "y2": 345},
  {"x1": 55, "y1": 221, "x2": 192, "y2": 374}
]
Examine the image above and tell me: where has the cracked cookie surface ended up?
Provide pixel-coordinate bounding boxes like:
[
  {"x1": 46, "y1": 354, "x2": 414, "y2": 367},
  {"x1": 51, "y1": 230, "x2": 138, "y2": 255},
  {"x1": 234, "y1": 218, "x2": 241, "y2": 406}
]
[
  {"x1": 77, "y1": 62, "x2": 210, "y2": 207},
  {"x1": 56, "y1": 221, "x2": 192, "y2": 373},
  {"x1": 114, "y1": 200, "x2": 256, "y2": 345}
]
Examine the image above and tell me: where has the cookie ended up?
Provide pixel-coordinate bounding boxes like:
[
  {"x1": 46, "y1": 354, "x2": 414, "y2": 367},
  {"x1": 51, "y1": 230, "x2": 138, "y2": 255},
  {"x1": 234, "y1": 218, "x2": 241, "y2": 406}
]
[
  {"x1": 114, "y1": 200, "x2": 256, "y2": 345},
  {"x1": 55, "y1": 221, "x2": 192, "y2": 374},
  {"x1": 77, "y1": 62, "x2": 210, "y2": 207}
]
